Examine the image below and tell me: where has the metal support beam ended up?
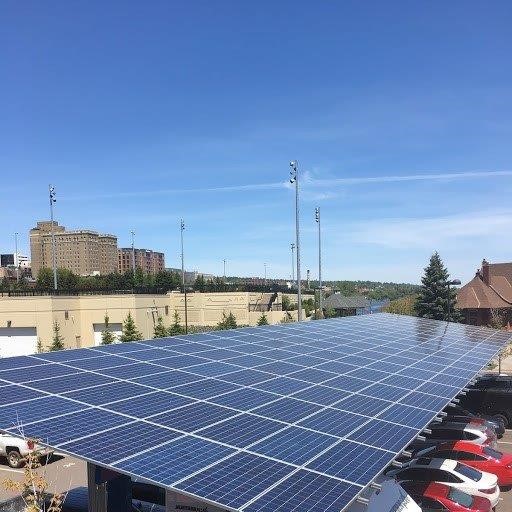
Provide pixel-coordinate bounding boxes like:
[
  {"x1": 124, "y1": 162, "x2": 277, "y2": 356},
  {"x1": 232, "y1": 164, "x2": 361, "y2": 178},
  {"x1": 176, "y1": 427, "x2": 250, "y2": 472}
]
[{"x1": 87, "y1": 463, "x2": 131, "y2": 512}]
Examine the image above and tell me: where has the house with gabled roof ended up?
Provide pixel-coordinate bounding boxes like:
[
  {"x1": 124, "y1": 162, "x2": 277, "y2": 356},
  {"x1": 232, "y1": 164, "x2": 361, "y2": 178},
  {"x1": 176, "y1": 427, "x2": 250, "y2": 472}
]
[{"x1": 457, "y1": 259, "x2": 512, "y2": 328}]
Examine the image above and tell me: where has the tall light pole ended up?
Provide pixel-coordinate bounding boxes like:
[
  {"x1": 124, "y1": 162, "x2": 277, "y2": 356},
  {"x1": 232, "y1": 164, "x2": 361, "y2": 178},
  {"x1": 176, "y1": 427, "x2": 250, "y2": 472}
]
[
  {"x1": 290, "y1": 243, "x2": 295, "y2": 282},
  {"x1": 289, "y1": 161, "x2": 302, "y2": 321},
  {"x1": 223, "y1": 259, "x2": 226, "y2": 280},
  {"x1": 130, "y1": 231, "x2": 136, "y2": 272},
  {"x1": 14, "y1": 232, "x2": 19, "y2": 283},
  {"x1": 180, "y1": 219, "x2": 188, "y2": 334},
  {"x1": 264, "y1": 263, "x2": 267, "y2": 286},
  {"x1": 315, "y1": 206, "x2": 322, "y2": 316},
  {"x1": 446, "y1": 279, "x2": 461, "y2": 322},
  {"x1": 49, "y1": 185, "x2": 57, "y2": 291}
]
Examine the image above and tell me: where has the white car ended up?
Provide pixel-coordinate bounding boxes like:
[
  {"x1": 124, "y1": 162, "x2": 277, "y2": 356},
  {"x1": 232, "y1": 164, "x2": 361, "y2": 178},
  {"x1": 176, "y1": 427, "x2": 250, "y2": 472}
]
[
  {"x1": 387, "y1": 457, "x2": 500, "y2": 508},
  {"x1": 0, "y1": 433, "x2": 51, "y2": 468}
]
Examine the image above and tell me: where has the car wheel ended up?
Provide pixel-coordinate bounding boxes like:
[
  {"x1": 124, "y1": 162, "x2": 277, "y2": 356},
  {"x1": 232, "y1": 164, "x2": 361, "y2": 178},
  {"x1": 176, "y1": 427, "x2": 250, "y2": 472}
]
[
  {"x1": 492, "y1": 413, "x2": 509, "y2": 428},
  {"x1": 7, "y1": 449, "x2": 23, "y2": 468}
]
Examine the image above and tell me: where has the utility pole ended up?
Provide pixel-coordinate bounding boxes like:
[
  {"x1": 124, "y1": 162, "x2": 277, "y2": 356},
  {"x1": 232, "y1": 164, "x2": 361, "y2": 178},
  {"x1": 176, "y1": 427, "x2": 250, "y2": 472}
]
[
  {"x1": 49, "y1": 185, "x2": 57, "y2": 291},
  {"x1": 290, "y1": 243, "x2": 295, "y2": 282},
  {"x1": 289, "y1": 161, "x2": 302, "y2": 321},
  {"x1": 181, "y1": 219, "x2": 188, "y2": 334},
  {"x1": 315, "y1": 206, "x2": 323, "y2": 316},
  {"x1": 14, "y1": 232, "x2": 19, "y2": 283},
  {"x1": 130, "y1": 231, "x2": 136, "y2": 272}
]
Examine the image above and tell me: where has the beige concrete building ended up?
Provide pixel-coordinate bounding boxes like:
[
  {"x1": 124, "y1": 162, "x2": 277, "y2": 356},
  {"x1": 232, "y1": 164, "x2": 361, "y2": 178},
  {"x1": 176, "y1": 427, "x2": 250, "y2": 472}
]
[
  {"x1": 118, "y1": 248, "x2": 165, "y2": 274},
  {"x1": 0, "y1": 291, "x2": 294, "y2": 356},
  {"x1": 30, "y1": 221, "x2": 118, "y2": 278}
]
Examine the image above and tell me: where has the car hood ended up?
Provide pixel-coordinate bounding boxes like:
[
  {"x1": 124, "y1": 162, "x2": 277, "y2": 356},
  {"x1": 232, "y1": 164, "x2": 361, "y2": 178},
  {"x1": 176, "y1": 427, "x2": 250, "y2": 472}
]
[{"x1": 478, "y1": 469, "x2": 498, "y2": 488}]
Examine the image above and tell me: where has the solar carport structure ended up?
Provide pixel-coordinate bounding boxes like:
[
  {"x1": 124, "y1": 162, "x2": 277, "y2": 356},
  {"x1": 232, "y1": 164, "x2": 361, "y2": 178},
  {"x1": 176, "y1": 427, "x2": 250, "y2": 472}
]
[{"x1": 0, "y1": 314, "x2": 510, "y2": 512}]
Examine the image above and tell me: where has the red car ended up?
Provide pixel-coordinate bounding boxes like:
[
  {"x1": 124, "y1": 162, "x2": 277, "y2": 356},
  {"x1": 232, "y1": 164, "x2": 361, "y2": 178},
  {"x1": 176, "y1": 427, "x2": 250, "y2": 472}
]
[
  {"x1": 401, "y1": 482, "x2": 491, "y2": 511},
  {"x1": 416, "y1": 440, "x2": 512, "y2": 487}
]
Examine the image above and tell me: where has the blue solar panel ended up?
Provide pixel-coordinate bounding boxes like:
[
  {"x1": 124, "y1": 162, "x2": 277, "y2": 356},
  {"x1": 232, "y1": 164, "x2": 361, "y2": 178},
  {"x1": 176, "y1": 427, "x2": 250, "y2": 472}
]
[
  {"x1": 291, "y1": 385, "x2": 351, "y2": 406},
  {"x1": 59, "y1": 421, "x2": 181, "y2": 463},
  {"x1": 149, "y1": 402, "x2": 234, "y2": 432},
  {"x1": 103, "y1": 391, "x2": 195, "y2": 418},
  {"x1": 250, "y1": 426, "x2": 337, "y2": 465},
  {"x1": 0, "y1": 384, "x2": 47, "y2": 406},
  {"x1": 253, "y1": 397, "x2": 323, "y2": 423},
  {"x1": 0, "y1": 314, "x2": 508, "y2": 512},
  {"x1": 307, "y1": 440, "x2": 396, "y2": 484},
  {"x1": 243, "y1": 469, "x2": 361, "y2": 512},
  {"x1": 198, "y1": 414, "x2": 283, "y2": 448},
  {"x1": 113, "y1": 436, "x2": 235, "y2": 484},
  {"x1": 176, "y1": 453, "x2": 293, "y2": 509}
]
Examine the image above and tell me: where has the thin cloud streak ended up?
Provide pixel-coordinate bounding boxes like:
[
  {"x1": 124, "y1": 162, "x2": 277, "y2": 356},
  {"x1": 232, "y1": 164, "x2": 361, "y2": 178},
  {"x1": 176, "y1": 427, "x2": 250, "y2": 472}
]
[{"x1": 63, "y1": 170, "x2": 512, "y2": 201}]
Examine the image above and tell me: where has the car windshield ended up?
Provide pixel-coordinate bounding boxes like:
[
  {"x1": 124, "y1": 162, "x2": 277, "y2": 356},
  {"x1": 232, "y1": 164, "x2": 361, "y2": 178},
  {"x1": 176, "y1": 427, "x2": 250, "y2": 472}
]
[
  {"x1": 447, "y1": 488, "x2": 474, "y2": 507},
  {"x1": 455, "y1": 463, "x2": 482, "y2": 482},
  {"x1": 483, "y1": 446, "x2": 503, "y2": 460}
]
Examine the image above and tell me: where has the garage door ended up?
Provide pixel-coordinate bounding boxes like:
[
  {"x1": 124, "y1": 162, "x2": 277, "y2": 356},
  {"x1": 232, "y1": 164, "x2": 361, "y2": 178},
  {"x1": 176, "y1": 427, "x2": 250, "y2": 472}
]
[
  {"x1": 93, "y1": 323, "x2": 123, "y2": 346},
  {"x1": 0, "y1": 327, "x2": 37, "y2": 358}
]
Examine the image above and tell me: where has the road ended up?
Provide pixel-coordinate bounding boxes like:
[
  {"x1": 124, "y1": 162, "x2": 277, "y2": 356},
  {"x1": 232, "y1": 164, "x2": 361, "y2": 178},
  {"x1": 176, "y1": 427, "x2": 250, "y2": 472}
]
[{"x1": 1, "y1": 434, "x2": 512, "y2": 510}]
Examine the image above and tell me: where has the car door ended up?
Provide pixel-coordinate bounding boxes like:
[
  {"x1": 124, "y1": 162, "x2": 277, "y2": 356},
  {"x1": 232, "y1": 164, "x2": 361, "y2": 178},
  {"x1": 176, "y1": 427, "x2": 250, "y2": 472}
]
[{"x1": 414, "y1": 496, "x2": 448, "y2": 511}]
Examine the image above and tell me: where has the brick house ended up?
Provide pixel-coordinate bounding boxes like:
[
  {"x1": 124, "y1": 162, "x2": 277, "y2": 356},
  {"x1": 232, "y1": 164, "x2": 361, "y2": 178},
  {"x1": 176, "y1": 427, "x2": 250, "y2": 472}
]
[{"x1": 457, "y1": 259, "x2": 512, "y2": 327}]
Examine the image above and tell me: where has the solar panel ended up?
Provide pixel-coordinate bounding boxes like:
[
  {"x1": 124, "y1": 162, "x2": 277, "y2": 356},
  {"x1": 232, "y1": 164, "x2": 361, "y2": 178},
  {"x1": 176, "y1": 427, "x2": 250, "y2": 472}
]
[{"x1": 0, "y1": 313, "x2": 509, "y2": 512}]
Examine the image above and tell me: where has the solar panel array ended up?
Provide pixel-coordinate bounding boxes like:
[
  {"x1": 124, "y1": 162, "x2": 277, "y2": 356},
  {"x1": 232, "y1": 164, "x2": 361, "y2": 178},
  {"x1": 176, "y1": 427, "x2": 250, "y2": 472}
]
[{"x1": 0, "y1": 313, "x2": 509, "y2": 512}]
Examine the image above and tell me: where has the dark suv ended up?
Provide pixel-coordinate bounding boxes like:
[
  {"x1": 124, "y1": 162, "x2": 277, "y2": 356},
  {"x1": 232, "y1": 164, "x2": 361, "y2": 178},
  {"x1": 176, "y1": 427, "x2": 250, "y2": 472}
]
[{"x1": 459, "y1": 373, "x2": 512, "y2": 428}]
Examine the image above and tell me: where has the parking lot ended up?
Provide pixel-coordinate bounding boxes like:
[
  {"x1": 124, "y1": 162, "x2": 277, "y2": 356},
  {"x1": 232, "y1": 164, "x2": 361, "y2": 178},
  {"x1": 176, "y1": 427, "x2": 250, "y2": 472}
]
[{"x1": 0, "y1": 431, "x2": 511, "y2": 510}]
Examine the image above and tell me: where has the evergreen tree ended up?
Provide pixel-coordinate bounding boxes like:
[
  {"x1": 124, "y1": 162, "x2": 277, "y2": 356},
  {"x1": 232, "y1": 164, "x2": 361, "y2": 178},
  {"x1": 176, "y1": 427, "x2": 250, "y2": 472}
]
[
  {"x1": 36, "y1": 268, "x2": 54, "y2": 290},
  {"x1": 101, "y1": 314, "x2": 116, "y2": 344},
  {"x1": 194, "y1": 274, "x2": 206, "y2": 292},
  {"x1": 119, "y1": 312, "x2": 143, "y2": 342},
  {"x1": 153, "y1": 316, "x2": 168, "y2": 338},
  {"x1": 217, "y1": 311, "x2": 238, "y2": 330},
  {"x1": 415, "y1": 252, "x2": 461, "y2": 321},
  {"x1": 168, "y1": 310, "x2": 184, "y2": 336},
  {"x1": 49, "y1": 321, "x2": 64, "y2": 351},
  {"x1": 257, "y1": 313, "x2": 269, "y2": 326}
]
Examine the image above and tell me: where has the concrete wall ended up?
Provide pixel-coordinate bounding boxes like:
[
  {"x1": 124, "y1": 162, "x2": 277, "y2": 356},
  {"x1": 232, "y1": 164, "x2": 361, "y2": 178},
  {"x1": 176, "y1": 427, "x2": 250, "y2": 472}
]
[{"x1": 0, "y1": 292, "x2": 291, "y2": 351}]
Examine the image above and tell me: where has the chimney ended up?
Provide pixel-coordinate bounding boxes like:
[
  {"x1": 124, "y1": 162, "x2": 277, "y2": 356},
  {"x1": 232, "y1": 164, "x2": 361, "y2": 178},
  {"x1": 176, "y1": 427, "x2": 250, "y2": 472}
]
[{"x1": 481, "y1": 259, "x2": 490, "y2": 285}]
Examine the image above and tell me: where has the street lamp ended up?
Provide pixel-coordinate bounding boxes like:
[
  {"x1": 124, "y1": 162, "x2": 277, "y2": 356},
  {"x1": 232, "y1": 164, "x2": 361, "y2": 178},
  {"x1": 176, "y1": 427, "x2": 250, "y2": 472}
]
[
  {"x1": 130, "y1": 230, "x2": 136, "y2": 272},
  {"x1": 290, "y1": 243, "x2": 295, "y2": 282},
  {"x1": 264, "y1": 263, "x2": 267, "y2": 286},
  {"x1": 14, "y1": 232, "x2": 19, "y2": 283},
  {"x1": 180, "y1": 219, "x2": 188, "y2": 334},
  {"x1": 446, "y1": 279, "x2": 461, "y2": 322},
  {"x1": 48, "y1": 185, "x2": 57, "y2": 290},
  {"x1": 223, "y1": 259, "x2": 226, "y2": 280},
  {"x1": 315, "y1": 207, "x2": 322, "y2": 317},
  {"x1": 289, "y1": 160, "x2": 302, "y2": 321}
]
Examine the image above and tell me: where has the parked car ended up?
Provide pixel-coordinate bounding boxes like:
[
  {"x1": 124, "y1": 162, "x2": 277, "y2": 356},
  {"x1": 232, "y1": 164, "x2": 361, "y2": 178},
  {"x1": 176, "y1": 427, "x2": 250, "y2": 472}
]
[
  {"x1": 459, "y1": 373, "x2": 512, "y2": 428},
  {"x1": 443, "y1": 404, "x2": 505, "y2": 438},
  {"x1": 409, "y1": 422, "x2": 497, "y2": 452},
  {"x1": 400, "y1": 481, "x2": 492, "y2": 512},
  {"x1": 366, "y1": 480, "x2": 421, "y2": 512},
  {"x1": 0, "y1": 433, "x2": 51, "y2": 468},
  {"x1": 386, "y1": 457, "x2": 500, "y2": 509},
  {"x1": 415, "y1": 441, "x2": 512, "y2": 487}
]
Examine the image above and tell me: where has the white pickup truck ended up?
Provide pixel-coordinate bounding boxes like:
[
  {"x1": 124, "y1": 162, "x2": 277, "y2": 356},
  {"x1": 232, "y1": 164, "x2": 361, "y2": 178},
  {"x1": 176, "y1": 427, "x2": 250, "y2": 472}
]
[{"x1": 0, "y1": 433, "x2": 51, "y2": 468}]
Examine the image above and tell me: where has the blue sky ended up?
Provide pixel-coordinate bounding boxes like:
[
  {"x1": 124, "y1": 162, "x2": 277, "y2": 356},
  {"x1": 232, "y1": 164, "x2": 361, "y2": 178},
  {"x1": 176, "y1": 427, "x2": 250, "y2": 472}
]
[{"x1": 1, "y1": 1, "x2": 511, "y2": 283}]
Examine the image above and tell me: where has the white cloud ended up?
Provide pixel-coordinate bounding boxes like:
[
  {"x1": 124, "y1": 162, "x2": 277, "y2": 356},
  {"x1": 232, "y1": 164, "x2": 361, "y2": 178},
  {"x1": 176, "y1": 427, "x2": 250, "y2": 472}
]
[{"x1": 349, "y1": 209, "x2": 512, "y2": 249}]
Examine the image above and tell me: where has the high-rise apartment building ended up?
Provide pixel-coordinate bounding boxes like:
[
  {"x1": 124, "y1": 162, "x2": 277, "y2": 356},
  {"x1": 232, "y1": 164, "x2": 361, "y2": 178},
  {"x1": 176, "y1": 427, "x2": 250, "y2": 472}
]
[
  {"x1": 118, "y1": 248, "x2": 165, "y2": 274},
  {"x1": 30, "y1": 221, "x2": 118, "y2": 278}
]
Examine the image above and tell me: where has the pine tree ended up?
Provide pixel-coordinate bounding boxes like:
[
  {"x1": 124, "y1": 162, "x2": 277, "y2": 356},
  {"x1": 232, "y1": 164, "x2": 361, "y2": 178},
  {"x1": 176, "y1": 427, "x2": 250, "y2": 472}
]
[
  {"x1": 168, "y1": 310, "x2": 184, "y2": 336},
  {"x1": 415, "y1": 252, "x2": 461, "y2": 321},
  {"x1": 101, "y1": 314, "x2": 116, "y2": 344},
  {"x1": 153, "y1": 316, "x2": 168, "y2": 338},
  {"x1": 119, "y1": 312, "x2": 143, "y2": 342},
  {"x1": 257, "y1": 313, "x2": 269, "y2": 326},
  {"x1": 217, "y1": 311, "x2": 238, "y2": 330},
  {"x1": 49, "y1": 321, "x2": 65, "y2": 351}
]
